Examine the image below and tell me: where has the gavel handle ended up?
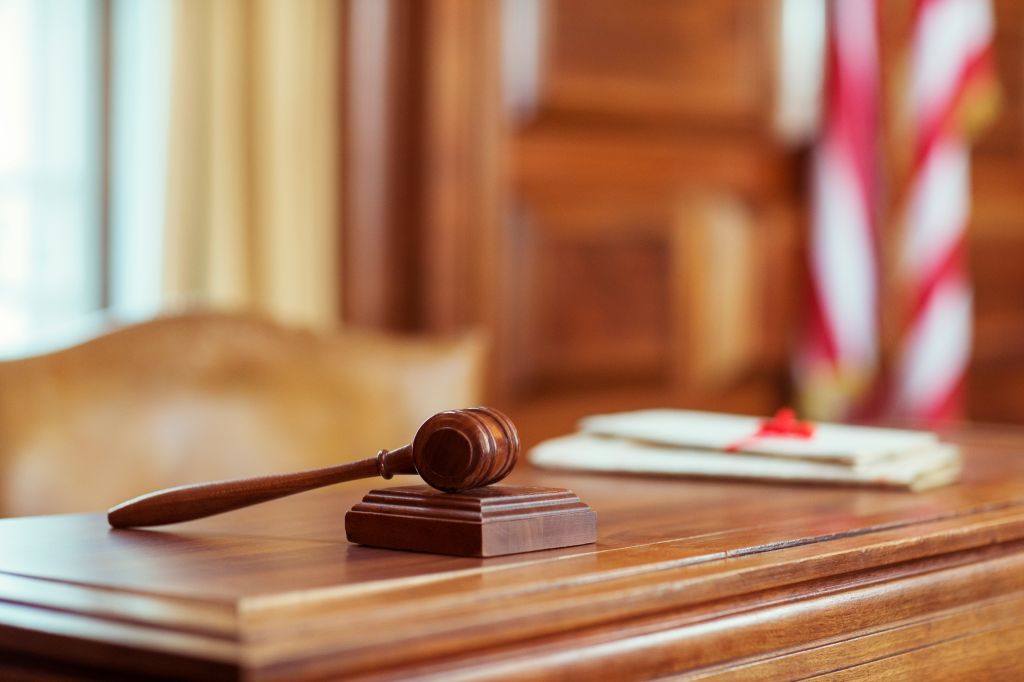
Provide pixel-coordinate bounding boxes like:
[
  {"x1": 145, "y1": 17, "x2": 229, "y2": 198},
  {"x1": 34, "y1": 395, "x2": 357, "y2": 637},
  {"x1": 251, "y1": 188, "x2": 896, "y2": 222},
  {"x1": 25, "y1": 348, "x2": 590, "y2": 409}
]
[{"x1": 107, "y1": 445, "x2": 415, "y2": 528}]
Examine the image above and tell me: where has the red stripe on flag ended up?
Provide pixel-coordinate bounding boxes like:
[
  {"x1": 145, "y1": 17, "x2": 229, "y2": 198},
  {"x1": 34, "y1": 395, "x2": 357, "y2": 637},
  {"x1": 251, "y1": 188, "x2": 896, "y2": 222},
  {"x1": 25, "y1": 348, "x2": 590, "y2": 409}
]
[
  {"x1": 825, "y1": 2, "x2": 881, "y2": 252},
  {"x1": 805, "y1": 276, "x2": 840, "y2": 368},
  {"x1": 911, "y1": 0, "x2": 942, "y2": 27},
  {"x1": 798, "y1": 0, "x2": 881, "y2": 419},
  {"x1": 923, "y1": 358, "x2": 968, "y2": 423},
  {"x1": 912, "y1": 45, "x2": 995, "y2": 176},
  {"x1": 907, "y1": 234, "x2": 967, "y2": 327}
]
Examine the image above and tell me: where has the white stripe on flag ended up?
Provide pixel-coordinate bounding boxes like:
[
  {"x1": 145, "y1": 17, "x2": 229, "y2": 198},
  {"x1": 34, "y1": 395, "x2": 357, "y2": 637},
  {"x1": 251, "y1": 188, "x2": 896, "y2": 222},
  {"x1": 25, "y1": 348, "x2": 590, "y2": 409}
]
[
  {"x1": 811, "y1": 137, "x2": 878, "y2": 367},
  {"x1": 903, "y1": 137, "x2": 969, "y2": 278},
  {"x1": 895, "y1": 273, "x2": 972, "y2": 415},
  {"x1": 911, "y1": 0, "x2": 994, "y2": 123}
]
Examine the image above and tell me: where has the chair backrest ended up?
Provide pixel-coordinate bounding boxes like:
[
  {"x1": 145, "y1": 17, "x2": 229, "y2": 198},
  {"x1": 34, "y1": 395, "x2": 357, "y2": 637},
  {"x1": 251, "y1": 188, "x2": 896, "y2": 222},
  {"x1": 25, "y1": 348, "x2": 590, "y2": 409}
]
[{"x1": 0, "y1": 313, "x2": 485, "y2": 517}]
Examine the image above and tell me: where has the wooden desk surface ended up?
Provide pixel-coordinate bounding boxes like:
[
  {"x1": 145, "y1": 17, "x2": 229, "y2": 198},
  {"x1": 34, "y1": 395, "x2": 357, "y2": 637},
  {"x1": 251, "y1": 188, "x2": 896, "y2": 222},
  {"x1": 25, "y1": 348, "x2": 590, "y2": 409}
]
[{"x1": 3, "y1": 422, "x2": 1024, "y2": 680}]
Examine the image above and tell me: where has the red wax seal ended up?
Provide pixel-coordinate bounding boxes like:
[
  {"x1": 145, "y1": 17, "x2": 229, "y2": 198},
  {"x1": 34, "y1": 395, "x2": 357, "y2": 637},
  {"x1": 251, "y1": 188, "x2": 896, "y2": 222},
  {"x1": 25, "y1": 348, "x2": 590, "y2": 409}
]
[{"x1": 725, "y1": 408, "x2": 815, "y2": 453}]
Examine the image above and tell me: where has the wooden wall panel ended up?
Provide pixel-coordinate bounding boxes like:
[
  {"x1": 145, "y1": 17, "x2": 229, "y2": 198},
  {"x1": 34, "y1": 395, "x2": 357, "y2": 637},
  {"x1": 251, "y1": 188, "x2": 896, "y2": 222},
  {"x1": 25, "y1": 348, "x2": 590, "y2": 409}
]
[
  {"x1": 342, "y1": 0, "x2": 502, "y2": 335},
  {"x1": 500, "y1": 0, "x2": 797, "y2": 403},
  {"x1": 968, "y1": 233, "x2": 1024, "y2": 422},
  {"x1": 340, "y1": 0, "x2": 1024, "y2": 419},
  {"x1": 541, "y1": 0, "x2": 770, "y2": 125},
  {"x1": 965, "y1": 0, "x2": 1024, "y2": 422},
  {"x1": 338, "y1": 0, "x2": 799, "y2": 407},
  {"x1": 977, "y1": 0, "x2": 1024, "y2": 157},
  {"x1": 518, "y1": 206, "x2": 671, "y2": 390},
  {"x1": 500, "y1": 191, "x2": 800, "y2": 400}
]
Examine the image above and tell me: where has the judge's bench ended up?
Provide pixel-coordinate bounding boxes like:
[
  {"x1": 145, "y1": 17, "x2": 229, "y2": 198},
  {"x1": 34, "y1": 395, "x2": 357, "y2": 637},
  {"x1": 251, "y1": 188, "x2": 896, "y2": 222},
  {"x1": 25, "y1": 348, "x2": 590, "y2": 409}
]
[{"x1": 2, "y1": 408, "x2": 1024, "y2": 680}]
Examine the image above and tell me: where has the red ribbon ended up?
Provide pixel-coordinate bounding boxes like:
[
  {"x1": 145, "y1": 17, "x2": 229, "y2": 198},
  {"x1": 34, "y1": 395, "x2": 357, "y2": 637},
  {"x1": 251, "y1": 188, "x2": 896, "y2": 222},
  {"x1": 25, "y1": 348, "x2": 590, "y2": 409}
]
[{"x1": 724, "y1": 408, "x2": 815, "y2": 453}]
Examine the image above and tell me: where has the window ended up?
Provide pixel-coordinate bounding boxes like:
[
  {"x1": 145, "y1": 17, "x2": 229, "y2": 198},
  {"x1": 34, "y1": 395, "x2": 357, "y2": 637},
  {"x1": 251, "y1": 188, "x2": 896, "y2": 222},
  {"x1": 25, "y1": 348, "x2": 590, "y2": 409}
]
[
  {"x1": 0, "y1": 0, "x2": 169, "y2": 359},
  {"x1": 0, "y1": 0, "x2": 103, "y2": 357}
]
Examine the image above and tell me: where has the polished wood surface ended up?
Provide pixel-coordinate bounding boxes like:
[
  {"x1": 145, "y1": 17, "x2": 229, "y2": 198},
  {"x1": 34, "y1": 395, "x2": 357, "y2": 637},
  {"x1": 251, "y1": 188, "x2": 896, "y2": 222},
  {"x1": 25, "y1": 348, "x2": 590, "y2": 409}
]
[
  {"x1": 345, "y1": 485, "x2": 597, "y2": 557},
  {"x1": 2, "y1": 417, "x2": 1024, "y2": 679},
  {"x1": 0, "y1": 313, "x2": 485, "y2": 517},
  {"x1": 106, "y1": 407, "x2": 520, "y2": 528}
]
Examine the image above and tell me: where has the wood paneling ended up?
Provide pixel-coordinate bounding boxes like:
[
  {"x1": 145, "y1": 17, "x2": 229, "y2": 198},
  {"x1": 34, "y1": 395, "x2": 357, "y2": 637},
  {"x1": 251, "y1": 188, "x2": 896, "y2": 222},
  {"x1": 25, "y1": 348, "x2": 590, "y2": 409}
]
[
  {"x1": 521, "y1": 203, "x2": 671, "y2": 389},
  {"x1": 342, "y1": 0, "x2": 502, "y2": 335},
  {"x1": 340, "y1": 0, "x2": 1024, "y2": 420},
  {"x1": 541, "y1": 0, "x2": 770, "y2": 125},
  {"x1": 341, "y1": 0, "x2": 797, "y2": 408},
  {"x1": 966, "y1": 0, "x2": 1024, "y2": 422},
  {"x1": 501, "y1": 0, "x2": 798, "y2": 402},
  {"x1": 978, "y1": 0, "x2": 1024, "y2": 157}
]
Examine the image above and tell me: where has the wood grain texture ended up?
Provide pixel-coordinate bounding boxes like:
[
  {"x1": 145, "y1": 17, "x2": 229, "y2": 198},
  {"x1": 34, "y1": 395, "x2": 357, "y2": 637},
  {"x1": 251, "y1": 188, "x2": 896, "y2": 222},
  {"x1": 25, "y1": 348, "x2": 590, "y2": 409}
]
[
  {"x1": 500, "y1": 0, "x2": 799, "y2": 400},
  {"x1": 345, "y1": 485, "x2": 597, "y2": 557},
  {"x1": 340, "y1": 0, "x2": 799, "y2": 406},
  {"x1": 2, "y1": 418, "x2": 1024, "y2": 679},
  {"x1": 541, "y1": 0, "x2": 770, "y2": 125},
  {"x1": 342, "y1": 0, "x2": 502, "y2": 337}
]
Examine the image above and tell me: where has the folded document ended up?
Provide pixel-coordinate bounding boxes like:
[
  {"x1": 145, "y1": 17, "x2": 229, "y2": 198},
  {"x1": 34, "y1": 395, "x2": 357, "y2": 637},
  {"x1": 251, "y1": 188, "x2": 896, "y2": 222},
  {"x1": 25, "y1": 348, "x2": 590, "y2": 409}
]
[{"x1": 529, "y1": 409, "x2": 961, "y2": 491}]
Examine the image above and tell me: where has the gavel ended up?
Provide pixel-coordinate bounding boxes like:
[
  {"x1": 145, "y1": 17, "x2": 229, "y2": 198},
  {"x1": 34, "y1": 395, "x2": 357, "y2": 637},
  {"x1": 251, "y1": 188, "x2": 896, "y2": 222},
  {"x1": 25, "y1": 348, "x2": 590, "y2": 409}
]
[{"x1": 108, "y1": 407, "x2": 519, "y2": 528}]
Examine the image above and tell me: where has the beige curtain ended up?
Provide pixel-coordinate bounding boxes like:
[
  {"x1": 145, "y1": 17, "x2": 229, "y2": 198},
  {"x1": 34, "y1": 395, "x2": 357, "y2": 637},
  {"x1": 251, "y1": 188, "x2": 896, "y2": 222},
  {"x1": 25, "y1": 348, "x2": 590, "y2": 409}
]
[{"x1": 164, "y1": 0, "x2": 340, "y2": 328}]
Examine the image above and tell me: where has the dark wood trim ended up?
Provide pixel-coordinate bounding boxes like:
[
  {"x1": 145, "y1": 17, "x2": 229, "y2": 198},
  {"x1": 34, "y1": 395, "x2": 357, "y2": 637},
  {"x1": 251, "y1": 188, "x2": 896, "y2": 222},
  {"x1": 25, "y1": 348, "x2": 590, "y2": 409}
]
[
  {"x1": 341, "y1": 0, "x2": 503, "y2": 338},
  {"x1": 342, "y1": 0, "x2": 419, "y2": 330},
  {"x1": 342, "y1": 0, "x2": 392, "y2": 328}
]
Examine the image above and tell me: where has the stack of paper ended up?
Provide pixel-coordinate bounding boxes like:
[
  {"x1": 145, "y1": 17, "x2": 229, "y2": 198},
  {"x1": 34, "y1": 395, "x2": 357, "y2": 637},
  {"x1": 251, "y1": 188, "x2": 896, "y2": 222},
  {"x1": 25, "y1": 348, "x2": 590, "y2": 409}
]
[{"x1": 529, "y1": 409, "x2": 962, "y2": 491}]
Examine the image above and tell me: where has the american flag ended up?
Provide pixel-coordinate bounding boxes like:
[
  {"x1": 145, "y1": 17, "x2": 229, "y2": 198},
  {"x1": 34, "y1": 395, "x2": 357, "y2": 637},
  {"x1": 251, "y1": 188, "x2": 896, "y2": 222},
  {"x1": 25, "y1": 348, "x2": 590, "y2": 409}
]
[
  {"x1": 892, "y1": 0, "x2": 999, "y2": 422},
  {"x1": 797, "y1": 0, "x2": 881, "y2": 421}
]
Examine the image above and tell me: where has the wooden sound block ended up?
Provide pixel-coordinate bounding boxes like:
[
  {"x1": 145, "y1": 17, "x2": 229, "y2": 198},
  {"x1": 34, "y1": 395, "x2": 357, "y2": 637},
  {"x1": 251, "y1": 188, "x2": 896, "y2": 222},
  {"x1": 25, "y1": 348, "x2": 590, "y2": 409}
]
[{"x1": 345, "y1": 485, "x2": 598, "y2": 557}]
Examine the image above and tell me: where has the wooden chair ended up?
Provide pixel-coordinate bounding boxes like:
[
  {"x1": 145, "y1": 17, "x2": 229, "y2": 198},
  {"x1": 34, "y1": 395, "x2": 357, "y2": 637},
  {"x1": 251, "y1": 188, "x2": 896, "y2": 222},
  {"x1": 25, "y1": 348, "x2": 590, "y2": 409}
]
[{"x1": 0, "y1": 313, "x2": 485, "y2": 517}]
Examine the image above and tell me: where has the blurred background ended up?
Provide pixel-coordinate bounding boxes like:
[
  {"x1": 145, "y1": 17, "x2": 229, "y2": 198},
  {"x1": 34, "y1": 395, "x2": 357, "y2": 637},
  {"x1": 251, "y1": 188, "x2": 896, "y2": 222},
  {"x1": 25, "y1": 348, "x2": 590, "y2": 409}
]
[{"x1": 1, "y1": 0, "x2": 1022, "y2": 514}]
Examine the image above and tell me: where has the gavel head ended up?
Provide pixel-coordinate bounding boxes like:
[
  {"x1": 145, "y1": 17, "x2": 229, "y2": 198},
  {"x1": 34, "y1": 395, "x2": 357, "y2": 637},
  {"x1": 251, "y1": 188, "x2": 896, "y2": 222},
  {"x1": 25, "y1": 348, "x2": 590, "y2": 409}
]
[{"x1": 412, "y1": 407, "x2": 520, "y2": 492}]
